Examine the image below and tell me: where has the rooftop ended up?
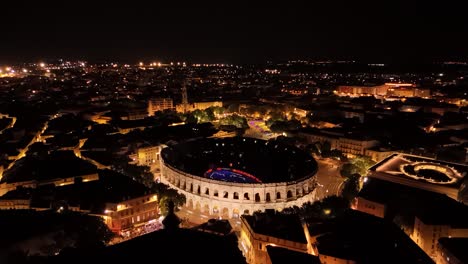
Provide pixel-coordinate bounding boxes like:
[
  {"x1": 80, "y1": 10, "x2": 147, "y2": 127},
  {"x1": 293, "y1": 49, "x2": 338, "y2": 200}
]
[
  {"x1": 359, "y1": 178, "x2": 468, "y2": 228},
  {"x1": 242, "y1": 211, "x2": 307, "y2": 244},
  {"x1": 267, "y1": 245, "x2": 321, "y2": 264},
  {"x1": 1, "y1": 151, "x2": 97, "y2": 184},
  {"x1": 53, "y1": 228, "x2": 246, "y2": 264},
  {"x1": 315, "y1": 210, "x2": 433, "y2": 264},
  {"x1": 192, "y1": 218, "x2": 233, "y2": 236},
  {"x1": 438, "y1": 237, "x2": 468, "y2": 264}
]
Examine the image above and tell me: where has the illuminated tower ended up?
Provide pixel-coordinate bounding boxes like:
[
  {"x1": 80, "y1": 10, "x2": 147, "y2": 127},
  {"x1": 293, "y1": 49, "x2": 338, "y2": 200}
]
[{"x1": 181, "y1": 80, "x2": 189, "y2": 114}]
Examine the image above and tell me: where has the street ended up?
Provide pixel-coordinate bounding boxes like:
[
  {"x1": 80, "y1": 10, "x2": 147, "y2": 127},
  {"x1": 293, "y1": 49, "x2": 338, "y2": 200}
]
[{"x1": 314, "y1": 158, "x2": 345, "y2": 200}]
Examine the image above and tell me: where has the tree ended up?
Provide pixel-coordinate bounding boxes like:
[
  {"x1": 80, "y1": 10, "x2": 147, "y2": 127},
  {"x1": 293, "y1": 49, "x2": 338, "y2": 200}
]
[
  {"x1": 339, "y1": 156, "x2": 375, "y2": 178},
  {"x1": 158, "y1": 189, "x2": 186, "y2": 216},
  {"x1": 341, "y1": 174, "x2": 360, "y2": 202},
  {"x1": 152, "y1": 183, "x2": 186, "y2": 216},
  {"x1": 112, "y1": 156, "x2": 154, "y2": 187},
  {"x1": 66, "y1": 213, "x2": 115, "y2": 249},
  {"x1": 283, "y1": 195, "x2": 349, "y2": 222},
  {"x1": 210, "y1": 106, "x2": 225, "y2": 117},
  {"x1": 351, "y1": 156, "x2": 375, "y2": 176},
  {"x1": 219, "y1": 114, "x2": 248, "y2": 129},
  {"x1": 340, "y1": 163, "x2": 356, "y2": 178}
]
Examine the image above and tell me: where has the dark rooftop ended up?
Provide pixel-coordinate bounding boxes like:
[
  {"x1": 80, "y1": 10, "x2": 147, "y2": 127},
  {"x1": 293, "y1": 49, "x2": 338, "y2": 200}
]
[
  {"x1": 53, "y1": 228, "x2": 246, "y2": 264},
  {"x1": 192, "y1": 218, "x2": 233, "y2": 236},
  {"x1": 242, "y1": 211, "x2": 307, "y2": 244},
  {"x1": 267, "y1": 246, "x2": 321, "y2": 264},
  {"x1": 438, "y1": 237, "x2": 468, "y2": 264},
  {"x1": 1, "y1": 151, "x2": 97, "y2": 184},
  {"x1": 81, "y1": 151, "x2": 114, "y2": 166},
  {"x1": 359, "y1": 178, "x2": 468, "y2": 227},
  {"x1": 315, "y1": 210, "x2": 433, "y2": 264},
  {"x1": 0, "y1": 187, "x2": 33, "y2": 200},
  {"x1": 30, "y1": 169, "x2": 152, "y2": 213}
]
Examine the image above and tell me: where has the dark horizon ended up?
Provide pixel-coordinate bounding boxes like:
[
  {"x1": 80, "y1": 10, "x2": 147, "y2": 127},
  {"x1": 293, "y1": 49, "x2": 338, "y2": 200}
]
[{"x1": 1, "y1": 2, "x2": 468, "y2": 64}]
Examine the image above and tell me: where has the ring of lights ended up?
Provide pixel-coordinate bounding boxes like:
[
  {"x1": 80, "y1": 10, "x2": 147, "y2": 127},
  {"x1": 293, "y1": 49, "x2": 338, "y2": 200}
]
[
  {"x1": 400, "y1": 162, "x2": 463, "y2": 185},
  {"x1": 160, "y1": 138, "x2": 318, "y2": 218}
]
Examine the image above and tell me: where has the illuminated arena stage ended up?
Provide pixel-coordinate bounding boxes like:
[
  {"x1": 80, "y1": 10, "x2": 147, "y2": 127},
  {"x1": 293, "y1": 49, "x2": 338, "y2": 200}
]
[
  {"x1": 205, "y1": 168, "x2": 262, "y2": 183},
  {"x1": 160, "y1": 137, "x2": 318, "y2": 219}
]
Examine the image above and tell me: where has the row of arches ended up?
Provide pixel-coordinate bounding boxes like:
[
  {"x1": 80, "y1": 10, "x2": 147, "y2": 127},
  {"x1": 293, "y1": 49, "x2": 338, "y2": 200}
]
[
  {"x1": 187, "y1": 199, "x2": 250, "y2": 218},
  {"x1": 165, "y1": 174, "x2": 316, "y2": 203}
]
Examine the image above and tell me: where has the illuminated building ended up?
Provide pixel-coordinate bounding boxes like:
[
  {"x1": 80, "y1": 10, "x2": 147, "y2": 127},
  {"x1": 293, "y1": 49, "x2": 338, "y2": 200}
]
[
  {"x1": 120, "y1": 109, "x2": 148, "y2": 120},
  {"x1": 412, "y1": 213, "x2": 468, "y2": 260},
  {"x1": 148, "y1": 98, "x2": 174, "y2": 116},
  {"x1": 102, "y1": 194, "x2": 159, "y2": 233},
  {"x1": 336, "y1": 83, "x2": 430, "y2": 98},
  {"x1": 239, "y1": 211, "x2": 310, "y2": 264},
  {"x1": 366, "y1": 153, "x2": 467, "y2": 202},
  {"x1": 299, "y1": 129, "x2": 379, "y2": 157},
  {"x1": 136, "y1": 146, "x2": 161, "y2": 166},
  {"x1": 175, "y1": 101, "x2": 222, "y2": 113},
  {"x1": 129, "y1": 145, "x2": 162, "y2": 178},
  {"x1": 364, "y1": 148, "x2": 399, "y2": 162}
]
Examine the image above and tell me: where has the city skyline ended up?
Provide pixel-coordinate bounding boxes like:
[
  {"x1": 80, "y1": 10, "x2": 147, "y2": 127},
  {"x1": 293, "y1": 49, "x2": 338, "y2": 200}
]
[{"x1": 1, "y1": 2, "x2": 468, "y2": 64}]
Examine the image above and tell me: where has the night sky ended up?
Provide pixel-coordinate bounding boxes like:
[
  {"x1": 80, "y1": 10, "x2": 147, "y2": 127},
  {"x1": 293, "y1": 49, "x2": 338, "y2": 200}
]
[{"x1": 1, "y1": 1, "x2": 467, "y2": 64}]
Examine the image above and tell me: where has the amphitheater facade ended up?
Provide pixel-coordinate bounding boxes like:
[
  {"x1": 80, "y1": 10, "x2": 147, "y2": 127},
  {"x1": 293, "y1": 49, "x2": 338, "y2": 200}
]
[{"x1": 160, "y1": 160, "x2": 317, "y2": 219}]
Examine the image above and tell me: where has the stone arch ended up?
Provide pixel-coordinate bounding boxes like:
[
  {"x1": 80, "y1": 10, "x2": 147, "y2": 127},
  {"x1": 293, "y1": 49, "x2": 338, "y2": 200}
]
[
  {"x1": 255, "y1": 193, "x2": 261, "y2": 202},
  {"x1": 296, "y1": 188, "x2": 302, "y2": 197},
  {"x1": 287, "y1": 190, "x2": 293, "y2": 199},
  {"x1": 205, "y1": 187, "x2": 210, "y2": 195},
  {"x1": 175, "y1": 179, "x2": 180, "y2": 188},
  {"x1": 190, "y1": 183, "x2": 193, "y2": 192},
  {"x1": 197, "y1": 185, "x2": 201, "y2": 195},
  {"x1": 223, "y1": 191, "x2": 229, "y2": 198},
  {"x1": 213, "y1": 205, "x2": 219, "y2": 215},
  {"x1": 276, "y1": 192, "x2": 282, "y2": 200},
  {"x1": 203, "y1": 204, "x2": 210, "y2": 214},
  {"x1": 233, "y1": 192, "x2": 239, "y2": 199},
  {"x1": 303, "y1": 184, "x2": 309, "y2": 194},
  {"x1": 195, "y1": 201, "x2": 201, "y2": 212},
  {"x1": 265, "y1": 193, "x2": 271, "y2": 202},
  {"x1": 188, "y1": 199, "x2": 194, "y2": 209},
  {"x1": 222, "y1": 207, "x2": 229, "y2": 218},
  {"x1": 214, "y1": 190, "x2": 219, "y2": 197},
  {"x1": 244, "y1": 193, "x2": 250, "y2": 200},
  {"x1": 232, "y1": 208, "x2": 240, "y2": 218},
  {"x1": 181, "y1": 181, "x2": 186, "y2": 190}
]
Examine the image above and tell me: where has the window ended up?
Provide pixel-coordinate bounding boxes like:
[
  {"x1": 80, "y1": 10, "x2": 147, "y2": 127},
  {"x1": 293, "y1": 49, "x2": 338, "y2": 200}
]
[
  {"x1": 255, "y1": 193, "x2": 260, "y2": 202},
  {"x1": 233, "y1": 192, "x2": 239, "y2": 199}
]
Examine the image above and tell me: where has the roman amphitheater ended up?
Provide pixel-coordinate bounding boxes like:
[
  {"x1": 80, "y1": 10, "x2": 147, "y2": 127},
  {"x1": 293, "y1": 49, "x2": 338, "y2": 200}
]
[{"x1": 160, "y1": 137, "x2": 318, "y2": 219}]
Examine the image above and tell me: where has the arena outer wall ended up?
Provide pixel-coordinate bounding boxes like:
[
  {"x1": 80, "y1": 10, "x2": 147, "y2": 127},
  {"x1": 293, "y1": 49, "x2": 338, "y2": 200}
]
[{"x1": 160, "y1": 156, "x2": 317, "y2": 219}]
